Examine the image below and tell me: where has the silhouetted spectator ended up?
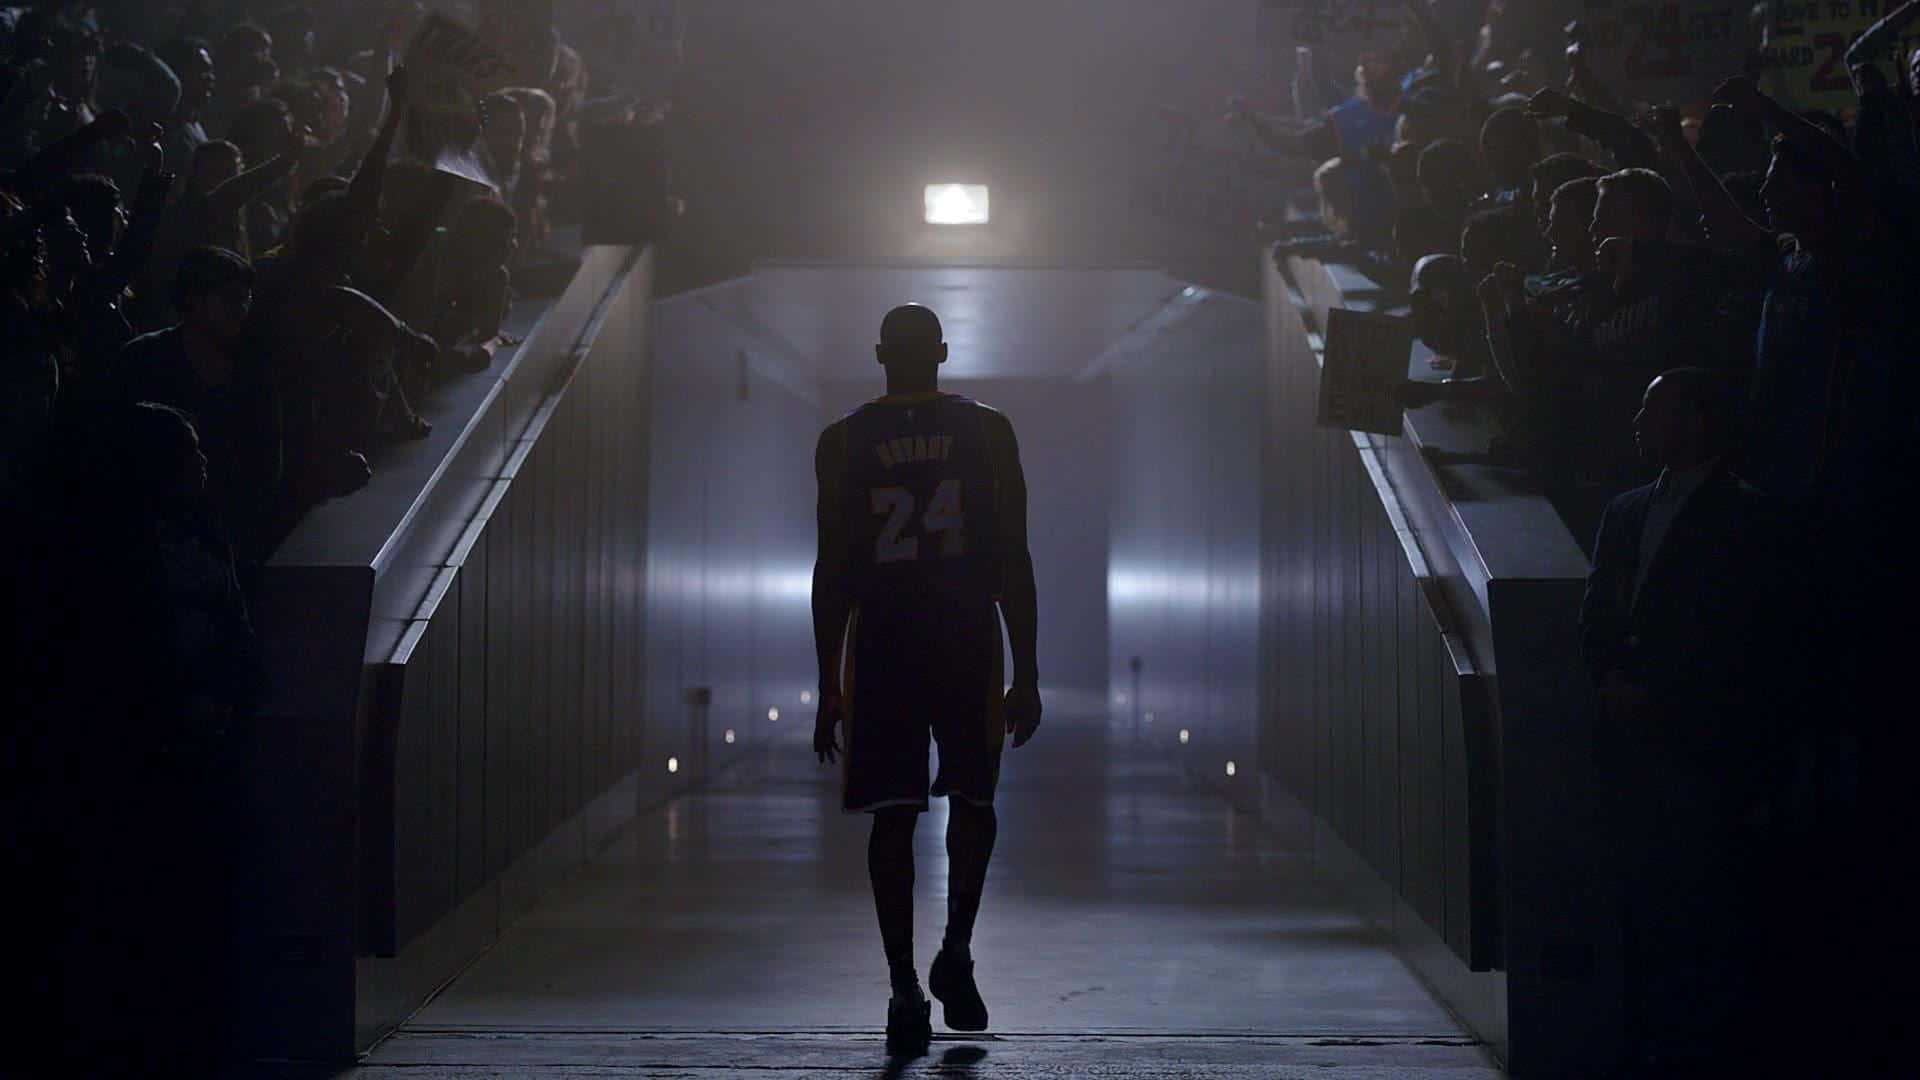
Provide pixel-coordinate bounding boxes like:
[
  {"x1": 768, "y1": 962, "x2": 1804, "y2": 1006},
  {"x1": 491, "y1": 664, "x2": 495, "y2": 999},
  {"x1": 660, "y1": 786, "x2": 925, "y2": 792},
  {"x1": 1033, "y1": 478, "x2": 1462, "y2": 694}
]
[
  {"x1": 53, "y1": 131, "x2": 169, "y2": 379},
  {"x1": 1579, "y1": 367, "x2": 1782, "y2": 1074},
  {"x1": 116, "y1": 246, "x2": 283, "y2": 564},
  {"x1": 1231, "y1": 49, "x2": 1409, "y2": 234},
  {"x1": 71, "y1": 399, "x2": 257, "y2": 1074},
  {"x1": 1397, "y1": 136, "x2": 1482, "y2": 261},
  {"x1": 1525, "y1": 152, "x2": 1602, "y2": 237},
  {"x1": 1538, "y1": 175, "x2": 1599, "y2": 274},
  {"x1": 1477, "y1": 106, "x2": 1540, "y2": 204},
  {"x1": 479, "y1": 89, "x2": 524, "y2": 198},
  {"x1": 430, "y1": 194, "x2": 517, "y2": 375},
  {"x1": 204, "y1": 22, "x2": 279, "y2": 138},
  {"x1": 1460, "y1": 201, "x2": 1545, "y2": 282},
  {"x1": 266, "y1": 5, "x2": 318, "y2": 79},
  {"x1": 155, "y1": 36, "x2": 217, "y2": 165},
  {"x1": 1400, "y1": 253, "x2": 1486, "y2": 379}
]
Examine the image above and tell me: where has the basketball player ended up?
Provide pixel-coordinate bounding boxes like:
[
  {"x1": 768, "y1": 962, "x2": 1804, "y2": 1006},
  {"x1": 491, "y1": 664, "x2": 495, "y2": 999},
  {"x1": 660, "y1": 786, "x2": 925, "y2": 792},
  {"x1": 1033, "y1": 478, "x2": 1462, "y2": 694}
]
[{"x1": 811, "y1": 304, "x2": 1043, "y2": 1056}]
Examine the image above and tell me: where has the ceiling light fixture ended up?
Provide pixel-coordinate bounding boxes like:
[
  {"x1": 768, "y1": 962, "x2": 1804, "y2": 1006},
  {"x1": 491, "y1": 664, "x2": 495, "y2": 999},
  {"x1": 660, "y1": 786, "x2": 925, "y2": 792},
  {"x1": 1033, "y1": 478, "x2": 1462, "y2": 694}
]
[{"x1": 925, "y1": 183, "x2": 989, "y2": 225}]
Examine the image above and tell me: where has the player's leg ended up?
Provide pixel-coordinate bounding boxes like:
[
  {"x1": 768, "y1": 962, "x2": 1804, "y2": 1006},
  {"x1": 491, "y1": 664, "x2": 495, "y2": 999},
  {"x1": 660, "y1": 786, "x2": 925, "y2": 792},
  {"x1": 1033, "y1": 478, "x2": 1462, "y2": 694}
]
[
  {"x1": 869, "y1": 806, "x2": 921, "y2": 993},
  {"x1": 870, "y1": 805, "x2": 931, "y2": 1054},
  {"x1": 928, "y1": 797, "x2": 995, "y2": 1031},
  {"x1": 943, "y1": 799, "x2": 997, "y2": 952}
]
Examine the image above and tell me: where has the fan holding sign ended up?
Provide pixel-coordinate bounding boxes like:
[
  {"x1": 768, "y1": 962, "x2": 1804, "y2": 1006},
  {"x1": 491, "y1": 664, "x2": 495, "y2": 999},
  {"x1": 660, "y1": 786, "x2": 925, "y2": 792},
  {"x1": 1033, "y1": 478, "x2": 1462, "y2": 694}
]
[{"x1": 398, "y1": 11, "x2": 524, "y2": 191}]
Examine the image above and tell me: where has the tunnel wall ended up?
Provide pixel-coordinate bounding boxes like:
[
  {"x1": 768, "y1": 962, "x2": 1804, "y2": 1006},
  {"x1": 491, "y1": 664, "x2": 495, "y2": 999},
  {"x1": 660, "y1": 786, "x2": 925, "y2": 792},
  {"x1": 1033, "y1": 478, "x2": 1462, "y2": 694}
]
[
  {"x1": 247, "y1": 247, "x2": 654, "y2": 1062},
  {"x1": 1261, "y1": 254, "x2": 1619, "y2": 1075},
  {"x1": 644, "y1": 287, "x2": 822, "y2": 784},
  {"x1": 1106, "y1": 291, "x2": 1264, "y2": 791}
]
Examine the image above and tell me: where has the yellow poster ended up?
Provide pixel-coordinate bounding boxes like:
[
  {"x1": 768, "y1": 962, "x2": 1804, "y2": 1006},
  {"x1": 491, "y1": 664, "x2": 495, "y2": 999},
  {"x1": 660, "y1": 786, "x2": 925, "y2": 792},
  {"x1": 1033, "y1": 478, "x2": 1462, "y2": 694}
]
[{"x1": 1756, "y1": 1, "x2": 1919, "y2": 111}]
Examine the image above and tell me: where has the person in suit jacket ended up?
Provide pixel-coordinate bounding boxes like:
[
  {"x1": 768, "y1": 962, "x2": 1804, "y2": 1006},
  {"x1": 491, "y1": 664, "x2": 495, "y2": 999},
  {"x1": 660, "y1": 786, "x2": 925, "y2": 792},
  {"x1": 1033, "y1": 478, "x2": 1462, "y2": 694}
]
[
  {"x1": 1581, "y1": 367, "x2": 1778, "y2": 745},
  {"x1": 1579, "y1": 366, "x2": 1786, "y2": 1075}
]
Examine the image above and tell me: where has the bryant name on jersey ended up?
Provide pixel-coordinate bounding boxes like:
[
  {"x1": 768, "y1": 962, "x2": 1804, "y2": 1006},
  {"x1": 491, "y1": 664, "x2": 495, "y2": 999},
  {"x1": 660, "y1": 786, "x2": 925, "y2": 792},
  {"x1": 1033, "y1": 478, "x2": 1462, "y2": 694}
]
[{"x1": 874, "y1": 434, "x2": 956, "y2": 469}]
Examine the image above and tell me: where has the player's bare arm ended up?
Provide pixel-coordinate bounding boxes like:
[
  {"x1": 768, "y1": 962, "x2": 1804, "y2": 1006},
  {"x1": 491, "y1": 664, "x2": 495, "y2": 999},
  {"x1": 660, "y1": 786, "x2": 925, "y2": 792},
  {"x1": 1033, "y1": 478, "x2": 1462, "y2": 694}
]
[
  {"x1": 987, "y1": 408, "x2": 1042, "y2": 747},
  {"x1": 812, "y1": 420, "x2": 852, "y2": 764}
]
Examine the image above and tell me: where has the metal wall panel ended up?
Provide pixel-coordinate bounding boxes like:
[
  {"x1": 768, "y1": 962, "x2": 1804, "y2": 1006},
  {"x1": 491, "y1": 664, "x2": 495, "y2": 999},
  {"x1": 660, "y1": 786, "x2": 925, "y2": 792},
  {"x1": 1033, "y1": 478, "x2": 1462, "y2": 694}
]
[
  {"x1": 642, "y1": 288, "x2": 821, "y2": 804},
  {"x1": 355, "y1": 253, "x2": 655, "y2": 960},
  {"x1": 1257, "y1": 253, "x2": 1545, "y2": 1060},
  {"x1": 1107, "y1": 290, "x2": 1264, "y2": 804},
  {"x1": 1257, "y1": 255, "x2": 1500, "y2": 969}
]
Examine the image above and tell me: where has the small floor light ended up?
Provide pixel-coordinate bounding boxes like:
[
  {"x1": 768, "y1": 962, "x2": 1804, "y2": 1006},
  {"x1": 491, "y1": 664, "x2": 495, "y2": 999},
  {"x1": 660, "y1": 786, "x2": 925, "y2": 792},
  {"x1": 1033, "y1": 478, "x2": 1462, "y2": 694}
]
[
  {"x1": 1226, "y1": 761, "x2": 1237, "y2": 777},
  {"x1": 724, "y1": 729, "x2": 736, "y2": 744},
  {"x1": 1178, "y1": 729, "x2": 1191, "y2": 744},
  {"x1": 1144, "y1": 711, "x2": 1155, "y2": 724},
  {"x1": 800, "y1": 690, "x2": 814, "y2": 705},
  {"x1": 767, "y1": 706, "x2": 780, "y2": 722},
  {"x1": 667, "y1": 756, "x2": 680, "y2": 773}
]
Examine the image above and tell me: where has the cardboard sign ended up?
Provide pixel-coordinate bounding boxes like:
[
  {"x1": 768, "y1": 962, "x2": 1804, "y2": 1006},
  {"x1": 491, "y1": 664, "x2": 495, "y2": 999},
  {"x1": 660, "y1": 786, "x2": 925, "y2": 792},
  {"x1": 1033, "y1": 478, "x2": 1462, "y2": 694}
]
[
  {"x1": 1756, "y1": 1, "x2": 1920, "y2": 111},
  {"x1": 400, "y1": 12, "x2": 524, "y2": 188},
  {"x1": 1317, "y1": 307, "x2": 1412, "y2": 436}
]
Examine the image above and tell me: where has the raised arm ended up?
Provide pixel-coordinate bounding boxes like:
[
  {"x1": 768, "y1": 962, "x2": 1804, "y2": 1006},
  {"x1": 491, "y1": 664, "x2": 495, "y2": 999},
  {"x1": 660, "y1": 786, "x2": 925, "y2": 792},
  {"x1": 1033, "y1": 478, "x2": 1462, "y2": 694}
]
[
  {"x1": 10, "y1": 108, "x2": 131, "y2": 198},
  {"x1": 1714, "y1": 76, "x2": 1861, "y2": 184},
  {"x1": 1845, "y1": 0, "x2": 1920, "y2": 71},
  {"x1": 358, "y1": 170, "x2": 464, "y2": 305},
  {"x1": 339, "y1": 66, "x2": 411, "y2": 259},
  {"x1": 93, "y1": 127, "x2": 174, "y2": 300},
  {"x1": 1227, "y1": 98, "x2": 1340, "y2": 159},
  {"x1": 1642, "y1": 104, "x2": 1772, "y2": 253},
  {"x1": 1527, "y1": 88, "x2": 1657, "y2": 170},
  {"x1": 1402, "y1": 0, "x2": 1461, "y2": 90},
  {"x1": 206, "y1": 124, "x2": 304, "y2": 217}
]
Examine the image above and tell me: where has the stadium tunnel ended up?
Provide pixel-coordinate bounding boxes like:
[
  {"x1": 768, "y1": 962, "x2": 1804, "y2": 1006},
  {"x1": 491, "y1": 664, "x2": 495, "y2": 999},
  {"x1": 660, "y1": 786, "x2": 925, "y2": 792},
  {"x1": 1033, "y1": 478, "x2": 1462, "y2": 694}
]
[{"x1": 238, "y1": 242, "x2": 1571, "y2": 1080}]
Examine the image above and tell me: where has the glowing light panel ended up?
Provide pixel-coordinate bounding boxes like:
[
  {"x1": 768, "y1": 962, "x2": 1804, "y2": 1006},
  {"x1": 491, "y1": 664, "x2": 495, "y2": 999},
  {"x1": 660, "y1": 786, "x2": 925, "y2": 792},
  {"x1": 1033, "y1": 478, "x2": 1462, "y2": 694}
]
[{"x1": 925, "y1": 183, "x2": 989, "y2": 225}]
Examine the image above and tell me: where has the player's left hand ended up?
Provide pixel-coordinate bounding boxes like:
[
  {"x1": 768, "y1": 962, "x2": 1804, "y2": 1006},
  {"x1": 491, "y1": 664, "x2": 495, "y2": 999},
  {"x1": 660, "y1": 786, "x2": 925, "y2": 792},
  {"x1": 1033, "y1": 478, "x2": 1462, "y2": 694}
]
[
  {"x1": 813, "y1": 694, "x2": 843, "y2": 764},
  {"x1": 1005, "y1": 683, "x2": 1042, "y2": 748}
]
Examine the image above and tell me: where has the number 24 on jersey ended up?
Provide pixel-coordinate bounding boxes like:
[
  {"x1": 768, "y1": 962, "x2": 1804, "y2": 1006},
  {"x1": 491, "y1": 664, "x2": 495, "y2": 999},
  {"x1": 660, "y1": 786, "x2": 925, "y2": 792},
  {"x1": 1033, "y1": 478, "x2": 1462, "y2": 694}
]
[{"x1": 871, "y1": 478, "x2": 965, "y2": 563}]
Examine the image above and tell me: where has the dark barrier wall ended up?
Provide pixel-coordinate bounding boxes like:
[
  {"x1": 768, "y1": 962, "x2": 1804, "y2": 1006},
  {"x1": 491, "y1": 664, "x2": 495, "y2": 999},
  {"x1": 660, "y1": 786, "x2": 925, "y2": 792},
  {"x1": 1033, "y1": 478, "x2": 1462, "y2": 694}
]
[
  {"x1": 1260, "y1": 254, "x2": 1620, "y2": 1074},
  {"x1": 243, "y1": 247, "x2": 654, "y2": 1062},
  {"x1": 1106, "y1": 288, "x2": 1263, "y2": 784},
  {"x1": 1261, "y1": 255, "x2": 1508, "y2": 1052}
]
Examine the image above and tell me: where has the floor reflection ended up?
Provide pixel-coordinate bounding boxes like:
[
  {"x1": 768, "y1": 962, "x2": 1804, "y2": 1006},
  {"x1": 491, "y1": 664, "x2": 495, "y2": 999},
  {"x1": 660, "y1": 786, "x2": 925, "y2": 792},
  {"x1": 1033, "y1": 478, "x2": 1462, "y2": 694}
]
[{"x1": 400, "y1": 715, "x2": 1465, "y2": 1038}]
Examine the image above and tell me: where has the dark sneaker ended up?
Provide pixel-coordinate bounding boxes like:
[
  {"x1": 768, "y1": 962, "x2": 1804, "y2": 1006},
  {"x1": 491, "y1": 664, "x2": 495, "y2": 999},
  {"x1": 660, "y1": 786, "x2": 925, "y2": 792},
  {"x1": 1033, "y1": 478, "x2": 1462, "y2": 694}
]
[
  {"x1": 885, "y1": 990, "x2": 932, "y2": 1056},
  {"x1": 929, "y1": 946, "x2": 989, "y2": 1031}
]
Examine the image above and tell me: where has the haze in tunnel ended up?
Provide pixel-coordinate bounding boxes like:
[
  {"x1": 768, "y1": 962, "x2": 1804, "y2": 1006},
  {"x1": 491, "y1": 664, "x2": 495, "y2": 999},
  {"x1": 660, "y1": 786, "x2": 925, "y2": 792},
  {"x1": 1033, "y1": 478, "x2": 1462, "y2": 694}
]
[{"x1": 339, "y1": 264, "x2": 1493, "y2": 1076}]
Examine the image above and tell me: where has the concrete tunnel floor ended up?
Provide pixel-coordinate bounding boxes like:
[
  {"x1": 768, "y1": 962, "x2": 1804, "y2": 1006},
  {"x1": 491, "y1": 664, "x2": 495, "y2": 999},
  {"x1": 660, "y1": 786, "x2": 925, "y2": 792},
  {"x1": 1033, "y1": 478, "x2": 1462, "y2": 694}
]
[{"x1": 343, "y1": 715, "x2": 1500, "y2": 1077}]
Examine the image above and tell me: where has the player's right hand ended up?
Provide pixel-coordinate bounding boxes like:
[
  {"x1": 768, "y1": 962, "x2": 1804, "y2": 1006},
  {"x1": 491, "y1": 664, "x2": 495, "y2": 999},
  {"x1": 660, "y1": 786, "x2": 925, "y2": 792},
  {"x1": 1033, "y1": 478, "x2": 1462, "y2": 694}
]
[
  {"x1": 1005, "y1": 683, "x2": 1043, "y2": 748},
  {"x1": 813, "y1": 694, "x2": 843, "y2": 764}
]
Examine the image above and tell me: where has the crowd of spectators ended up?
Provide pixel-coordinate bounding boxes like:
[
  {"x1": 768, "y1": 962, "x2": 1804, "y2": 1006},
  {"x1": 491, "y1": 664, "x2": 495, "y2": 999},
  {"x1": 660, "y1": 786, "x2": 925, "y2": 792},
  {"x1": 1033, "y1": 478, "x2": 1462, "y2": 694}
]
[
  {"x1": 1249, "y1": 2, "x2": 1917, "y2": 1074},
  {"x1": 1, "y1": 2, "x2": 666, "y2": 1072}
]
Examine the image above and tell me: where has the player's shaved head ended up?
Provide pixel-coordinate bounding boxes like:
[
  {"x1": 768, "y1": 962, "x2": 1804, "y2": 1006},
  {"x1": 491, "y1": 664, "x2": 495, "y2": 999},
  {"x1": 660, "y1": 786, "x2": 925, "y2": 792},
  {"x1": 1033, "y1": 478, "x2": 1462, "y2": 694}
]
[{"x1": 880, "y1": 304, "x2": 943, "y2": 347}]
